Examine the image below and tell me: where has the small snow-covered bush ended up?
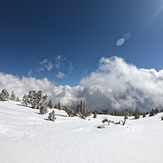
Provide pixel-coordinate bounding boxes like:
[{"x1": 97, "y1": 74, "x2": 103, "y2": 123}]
[
  {"x1": 48, "y1": 110, "x2": 56, "y2": 121},
  {"x1": 63, "y1": 106, "x2": 77, "y2": 117},
  {"x1": 134, "y1": 108, "x2": 140, "y2": 119},
  {"x1": 39, "y1": 104, "x2": 48, "y2": 114}
]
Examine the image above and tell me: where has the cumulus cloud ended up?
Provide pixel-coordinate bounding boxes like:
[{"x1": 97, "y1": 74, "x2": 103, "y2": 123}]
[
  {"x1": 0, "y1": 72, "x2": 81, "y2": 108},
  {"x1": 1, "y1": 56, "x2": 163, "y2": 112},
  {"x1": 0, "y1": 72, "x2": 55, "y2": 98},
  {"x1": 80, "y1": 56, "x2": 163, "y2": 112}
]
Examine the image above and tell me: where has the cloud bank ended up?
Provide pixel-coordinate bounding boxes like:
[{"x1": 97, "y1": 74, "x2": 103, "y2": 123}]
[
  {"x1": 80, "y1": 57, "x2": 163, "y2": 112},
  {"x1": 1, "y1": 56, "x2": 163, "y2": 112}
]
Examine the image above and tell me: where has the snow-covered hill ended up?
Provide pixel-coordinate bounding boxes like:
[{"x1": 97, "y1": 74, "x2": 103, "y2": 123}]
[{"x1": 0, "y1": 101, "x2": 163, "y2": 163}]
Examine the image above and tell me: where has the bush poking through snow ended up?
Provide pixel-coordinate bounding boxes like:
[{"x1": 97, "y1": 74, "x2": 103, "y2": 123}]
[
  {"x1": 134, "y1": 108, "x2": 140, "y2": 119},
  {"x1": 93, "y1": 110, "x2": 98, "y2": 118},
  {"x1": 161, "y1": 116, "x2": 163, "y2": 121},
  {"x1": 122, "y1": 116, "x2": 127, "y2": 125},
  {"x1": 102, "y1": 118, "x2": 111, "y2": 125},
  {"x1": 102, "y1": 117, "x2": 127, "y2": 126},
  {"x1": 63, "y1": 106, "x2": 77, "y2": 117},
  {"x1": 76, "y1": 100, "x2": 91, "y2": 118},
  {"x1": 48, "y1": 110, "x2": 56, "y2": 121},
  {"x1": 149, "y1": 108, "x2": 159, "y2": 117},
  {"x1": 39, "y1": 104, "x2": 48, "y2": 114}
]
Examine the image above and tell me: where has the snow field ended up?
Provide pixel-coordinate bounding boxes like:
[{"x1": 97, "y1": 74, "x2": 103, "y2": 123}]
[{"x1": 0, "y1": 101, "x2": 163, "y2": 163}]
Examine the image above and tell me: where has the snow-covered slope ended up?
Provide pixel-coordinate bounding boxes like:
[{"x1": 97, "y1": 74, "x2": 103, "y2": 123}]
[{"x1": 0, "y1": 101, "x2": 163, "y2": 163}]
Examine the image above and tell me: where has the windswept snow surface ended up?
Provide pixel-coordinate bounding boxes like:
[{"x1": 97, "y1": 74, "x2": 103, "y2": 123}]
[{"x1": 0, "y1": 101, "x2": 163, "y2": 163}]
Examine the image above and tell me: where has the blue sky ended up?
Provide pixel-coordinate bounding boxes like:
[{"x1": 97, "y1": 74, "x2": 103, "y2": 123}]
[{"x1": 1, "y1": 0, "x2": 163, "y2": 86}]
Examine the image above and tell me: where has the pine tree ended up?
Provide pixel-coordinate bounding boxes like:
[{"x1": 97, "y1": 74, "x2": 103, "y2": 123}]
[
  {"x1": 57, "y1": 102, "x2": 61, "y2": 110},
  {"x1": 22, "y1": 90, "x2": 48, "y2": 109},
  {"x1": 93, "y1": 111, "x2": 97, "y2": 118},
  {"x1": 22, "y1": 94, "x2": 28, "y2": 106},
  {"x1": 76, "y1": 100, "x2": 90, "y2": 118},
  {"x1": 39, "y1": 104, "x2": 48, "y2": 114},
  {"x1": 47, "y1": 100, "x2": 53, "y2": 109},
  {"x1": 16, "y1": 97, "x2": 20, "y2": 102},
  {"x1": 0, "y1": 89, "x2": 9, "y2": 101},
  {"x1": 63, "y1": 106, "x2": 77, "y2": 117},
  {"x1": 48, "y1": 110, "x2": 56, "y2": 121},
  {"x1": 10, "y1": 91, "x2": 16, "y2": 101},
  {"x1": 134, "y1": 108, "x2": 140, "y2": 119}
]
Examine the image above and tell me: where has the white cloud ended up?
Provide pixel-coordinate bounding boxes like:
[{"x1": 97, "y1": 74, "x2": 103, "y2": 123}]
[
  {"x1": 27, "y1": 56, "x2": 73, "y2": 79},
  {"x1": 55, "y1": 72, "x2": 67, "y2": 79},
  {"x1": 0, "y1": 72, "x2": 81, "y2": 109},
  {"x1": 80, "y1": 56, "x2": 163, "y2": 112},
  {"x1": 1, "y1": 56, "x2": 163, "y2": 113},
  {"x1": 0, "y1": 72, "x2": 55, "y2": 98},
  {"x1": 37, "y1": 59, "x2": 53, "y2": 72},
  {"x1": 39, "y1": 59, "x2": 49, "y2": 65},
  {"x1": 54, "y1": 55, "x2": 64, "y2": 69}
]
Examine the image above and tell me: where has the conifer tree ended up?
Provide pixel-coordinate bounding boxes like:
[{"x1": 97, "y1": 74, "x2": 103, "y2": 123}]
[
  {"x1": 48, "y1": 110, "x2": 56, "y2": 121},
  {"x1": 47, "y1": 100, "x2": 53, "y2": 109},
  {"x1": 134, "y1": 108, "x2": 140, "y2": 119},
  {"x1": 39, "y1": 104, "x2": 48, "y2": 114},
  {"x1": 22, "y1": 94, "x2": 28, "y2": 106},
  {"x1": 0, "y1": 89, "x2": 9, "y2": 101},
  {"x1": 76, "y1": 100, "x2": 90, "y2": 118},
  {"x1": 10, "y1": 91, "x2": 16, "y2": 101}
]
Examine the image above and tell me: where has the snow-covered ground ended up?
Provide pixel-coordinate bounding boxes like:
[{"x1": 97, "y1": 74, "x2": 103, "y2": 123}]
[{"x1": 0, "y1": 101, "x2": 163, "y2": 163}]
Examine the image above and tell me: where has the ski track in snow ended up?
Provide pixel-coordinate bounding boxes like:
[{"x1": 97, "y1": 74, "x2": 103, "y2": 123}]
[{"x1": 0, "y1": 101, "x2": 163, "y2": 163}]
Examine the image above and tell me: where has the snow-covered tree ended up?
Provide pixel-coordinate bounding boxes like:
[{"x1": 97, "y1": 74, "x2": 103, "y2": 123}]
[
  {"x1": 63, "y1": 106, "x2": 77, "y2": 117},
  {"x1": 134, "y1": 108, "x2": 140, "y2": 119},
  {"x1": 76, "y1": 100, "x2": 90, "y2": 118},
  {"x1": 16, "y1": 97, "x2": 20, "y2": 102},
  {"x1": 22, "y1": 94, "x2": 28, "y2": 106},
  {"x1": 39, "y1": 104, "x2": 48, "y2": 114},
  {"x1": 48, "y1": 110, "x2": 56, "y2": 121},
  {"x1": 57, "y1": 102, "x2": 62, "y2": 110},
  {"x1": 22, "y1": 90, "x2": 48, "y2": 109},
  {"x1": 0, "y1": 89, "x2": 9, "y2": 101},
  {"x1": 47, "y1": 100, "x2": 53, "y2": 109},
  {"x1": 10, "y1": 91, "x2": 16, "y2": 101}
]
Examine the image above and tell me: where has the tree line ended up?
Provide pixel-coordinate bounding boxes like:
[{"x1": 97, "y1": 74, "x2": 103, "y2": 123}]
[{"x1": 1, "y1": 89, "x2": 163, "y2": 122}]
